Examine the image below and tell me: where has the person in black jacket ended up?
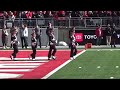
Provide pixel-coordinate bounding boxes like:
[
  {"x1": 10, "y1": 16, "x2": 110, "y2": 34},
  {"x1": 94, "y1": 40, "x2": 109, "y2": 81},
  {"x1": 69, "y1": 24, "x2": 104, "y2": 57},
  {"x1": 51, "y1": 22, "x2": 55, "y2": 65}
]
[
  {"x1": 10, "y1": 30, "x2": 19, "y2": 60},
  {"x1": 28, "y1": 32, "x2": 37, "y2": 60},
  {"x1": 19, "y1": 24, "x2": 25, "y2": 49},
  {"x1": 105, "y1": 24, "x2": 112, "y2": 46},
  {"x1": 34, "y1": 25, "x2": 42, "y2": 48},
  {"x1": 69, "y1": 27, "x2": 76, "y2": 48},
  {"x1": 10, "y1": 26, "x2": 15, "y2": 48},
  {"x1": 2, "y1": 24, "x2": 9, "y2": 49},
  {"x1": 70, "y1": 30, "x2": 77, "y2": 60},
  {"x1": 46, "y1": 22, "x2": 53, "y2": 48},
  {"x1": 10, "y1": 25, "x2": 18, "y2": 48},
  {"x1": 111, "y1": 23, "x2": 117, "y2": 48},
  {"x1": 48, "y1": 28, "x2": 57, "y2": 60}
]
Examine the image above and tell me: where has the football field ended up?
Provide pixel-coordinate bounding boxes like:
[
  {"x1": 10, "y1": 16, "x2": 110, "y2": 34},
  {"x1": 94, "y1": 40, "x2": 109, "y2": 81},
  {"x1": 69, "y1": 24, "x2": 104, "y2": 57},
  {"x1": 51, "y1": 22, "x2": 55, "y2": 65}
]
[
  {"x1": 0, "y1": 49, "x2": 81, "y2": 79},
  {"x1": 48, "y1": 49, "x2": 120, "y2": 79},
  {"x1": 0, "y1": 48, "x2": 120, "y2": 79}
]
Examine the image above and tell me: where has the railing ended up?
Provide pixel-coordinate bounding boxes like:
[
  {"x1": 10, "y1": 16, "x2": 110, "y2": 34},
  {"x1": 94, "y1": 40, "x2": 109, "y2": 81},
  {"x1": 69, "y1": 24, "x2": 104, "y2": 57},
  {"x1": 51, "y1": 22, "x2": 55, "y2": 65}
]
[{"x1": 0, "y1": 17, "x2": 120, "y2": 29}]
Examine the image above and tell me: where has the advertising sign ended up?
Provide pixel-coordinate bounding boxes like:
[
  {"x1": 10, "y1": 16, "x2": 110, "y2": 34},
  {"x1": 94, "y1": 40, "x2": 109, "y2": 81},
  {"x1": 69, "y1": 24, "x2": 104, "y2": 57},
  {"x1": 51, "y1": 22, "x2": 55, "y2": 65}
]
[{"x1": 75, "y1": 30, "x2": 120, "y2": 45}]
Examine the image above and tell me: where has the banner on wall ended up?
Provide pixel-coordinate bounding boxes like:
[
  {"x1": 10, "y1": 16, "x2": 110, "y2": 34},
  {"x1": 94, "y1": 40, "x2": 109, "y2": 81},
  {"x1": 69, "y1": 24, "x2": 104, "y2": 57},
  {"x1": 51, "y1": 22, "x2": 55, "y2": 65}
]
[{"x1": 75, "y1": 30, "x2": 120, "y2": 45}]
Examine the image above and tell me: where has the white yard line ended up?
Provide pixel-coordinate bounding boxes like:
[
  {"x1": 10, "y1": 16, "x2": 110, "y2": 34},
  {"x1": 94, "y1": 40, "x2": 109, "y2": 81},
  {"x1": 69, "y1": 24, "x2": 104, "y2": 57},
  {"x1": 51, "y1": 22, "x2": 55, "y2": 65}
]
[
  {"x1": 0, "y1": 64, "x2": 41, "y2": 68},
  {"x1": 0, "y1": 63, "x2": 41, "y2": 65},
  {"x1": 0, "y1": 73, "x2": 23, "y2": 79},
  {"x1": 0, "y1": 61, "x2": 48, "y2": 63},
  {"x1": 0, "y1": 57, "x2": 48, "y2": 60},
  {"x1": 0, "y1": 69, "x2": 33, "y2": 72},
  {"x1": 41, "y1": 50, "x2": 86, "y2": 79},
  {"x1": 87, "y1": 49, "x2": 120, "y2": 51}
]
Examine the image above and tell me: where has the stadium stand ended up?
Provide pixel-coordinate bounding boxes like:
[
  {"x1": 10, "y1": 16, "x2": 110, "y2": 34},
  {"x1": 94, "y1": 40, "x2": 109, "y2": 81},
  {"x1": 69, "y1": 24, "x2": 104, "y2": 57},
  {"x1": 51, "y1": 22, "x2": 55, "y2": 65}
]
[
  {"x1": 0, "y1": 11, "x2": 120, "y2": 29},
  {"x1": 0, "y1": 11, "x2": 120, "y2": 48}
]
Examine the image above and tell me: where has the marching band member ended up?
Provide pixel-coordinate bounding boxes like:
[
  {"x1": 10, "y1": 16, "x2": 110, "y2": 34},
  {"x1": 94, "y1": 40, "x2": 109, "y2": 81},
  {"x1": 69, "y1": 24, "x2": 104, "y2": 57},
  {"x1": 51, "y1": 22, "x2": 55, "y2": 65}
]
[
  {"x1": 28, "y1": 32, "x2": 37, "y2": 60},
  {"x1": 70, "y1": 29, "x2": 77, "y2": 60},
  {"x1": 48, "y1": 28, "x2": 57, "y2": 60},
  {"x1": 10, "y1": 30, "x2": 20, "y2": 60}
]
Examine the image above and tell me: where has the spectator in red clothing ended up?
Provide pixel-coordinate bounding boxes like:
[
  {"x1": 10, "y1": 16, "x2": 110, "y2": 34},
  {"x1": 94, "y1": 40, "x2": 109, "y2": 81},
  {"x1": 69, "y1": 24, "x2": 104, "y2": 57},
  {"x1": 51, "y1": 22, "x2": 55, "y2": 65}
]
[
  {"x1": 83, "y1": 11, "x2": 88, "y2": 17},
  {"x1": 25, "y1": 11, "x2": 33, "y2": 26},
  {"x1": 0, "y1": 11, "x2": 4, "y2": 19},
  {"x1": 95, "y1": 25, "x2": 103, "y2": 46},
  {"x1": 26, "y1": 11, "x2": 33, "y2": 19},
  {"x1": 58, "y1": 11, "x2": 65, "y2": 17},
  {"x1": 53, "y1": 11, "x2": 58, "y2": 20},
  {"x1": 13, "y1": 11, "x2": 17, "y2": 17}
]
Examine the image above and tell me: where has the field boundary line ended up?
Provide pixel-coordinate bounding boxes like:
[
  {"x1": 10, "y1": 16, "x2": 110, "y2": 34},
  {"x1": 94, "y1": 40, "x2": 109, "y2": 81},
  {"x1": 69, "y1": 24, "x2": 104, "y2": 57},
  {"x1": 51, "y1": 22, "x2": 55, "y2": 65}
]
[
  {"x1": 41, "y1": 50, "x2": 86, "y2": 79},
  {"x1": 87, "y1": 49, "x2": 120, "y2": 51}
]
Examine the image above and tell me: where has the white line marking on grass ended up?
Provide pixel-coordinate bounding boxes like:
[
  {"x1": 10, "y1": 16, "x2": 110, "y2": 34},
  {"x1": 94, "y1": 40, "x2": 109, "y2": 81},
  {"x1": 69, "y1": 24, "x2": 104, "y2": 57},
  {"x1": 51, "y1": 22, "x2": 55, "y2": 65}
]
[
  {"x1": 87, "y1": 49, "x2": 120, "y2": 51},
  {"x1": 41, "y1": 50, "x2": 86, "y2": 79}
]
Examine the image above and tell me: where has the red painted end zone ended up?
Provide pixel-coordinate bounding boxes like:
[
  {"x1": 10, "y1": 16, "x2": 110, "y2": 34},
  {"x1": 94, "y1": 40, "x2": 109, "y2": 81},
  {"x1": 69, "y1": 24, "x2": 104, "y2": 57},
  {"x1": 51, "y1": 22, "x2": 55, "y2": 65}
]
[{"x1": 0, "y1": 50, "x2": 82, "y2": 79}]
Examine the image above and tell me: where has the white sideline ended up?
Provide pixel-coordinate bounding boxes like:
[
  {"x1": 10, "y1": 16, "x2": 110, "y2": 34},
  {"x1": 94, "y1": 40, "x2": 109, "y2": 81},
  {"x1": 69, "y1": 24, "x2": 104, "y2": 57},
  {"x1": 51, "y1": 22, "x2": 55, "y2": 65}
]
[
  {"x1": 41, "y1": 50, "x2": 86, "y2": 79},
  {"x1": 87, "y1": 49, "x2": 120, "y2": 51}
]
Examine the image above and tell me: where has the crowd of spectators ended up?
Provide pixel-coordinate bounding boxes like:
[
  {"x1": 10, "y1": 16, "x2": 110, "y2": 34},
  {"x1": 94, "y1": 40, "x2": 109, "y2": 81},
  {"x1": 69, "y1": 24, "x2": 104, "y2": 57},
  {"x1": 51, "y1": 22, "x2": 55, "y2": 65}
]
[
  {"x1": 0, "y1": 11, "x2": 120, "y2": 20},
  {"x1": 0, "y1": 11, "x2": 119, "y2": 28}
]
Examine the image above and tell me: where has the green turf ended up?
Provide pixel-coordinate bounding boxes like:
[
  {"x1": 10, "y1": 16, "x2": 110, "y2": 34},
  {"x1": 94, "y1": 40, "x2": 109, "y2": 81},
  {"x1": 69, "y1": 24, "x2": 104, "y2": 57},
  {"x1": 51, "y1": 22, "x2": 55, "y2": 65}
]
[{"x1": 48, "y1": 50, "x2": 120, "y2": 79}]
